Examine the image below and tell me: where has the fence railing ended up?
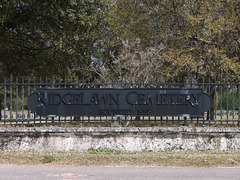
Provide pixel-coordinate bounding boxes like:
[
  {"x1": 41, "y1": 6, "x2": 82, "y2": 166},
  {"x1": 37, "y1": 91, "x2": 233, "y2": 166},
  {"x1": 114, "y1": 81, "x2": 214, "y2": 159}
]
[{"x1": 0, "y1": 77, "x2": 239, "y2": 127}]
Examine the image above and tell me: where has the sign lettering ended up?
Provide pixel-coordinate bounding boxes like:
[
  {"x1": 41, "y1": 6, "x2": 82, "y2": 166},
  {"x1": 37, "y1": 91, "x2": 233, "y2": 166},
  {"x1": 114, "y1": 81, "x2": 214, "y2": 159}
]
[{"x1": 27, "y1": 88, "x2": 212, "y2": 117}]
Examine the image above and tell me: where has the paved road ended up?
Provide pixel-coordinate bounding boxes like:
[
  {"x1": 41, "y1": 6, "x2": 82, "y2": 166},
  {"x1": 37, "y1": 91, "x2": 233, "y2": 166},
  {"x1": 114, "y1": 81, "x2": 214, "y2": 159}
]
[{"x1": 0, "y1": 165, "x2": 239, "y2": 180}]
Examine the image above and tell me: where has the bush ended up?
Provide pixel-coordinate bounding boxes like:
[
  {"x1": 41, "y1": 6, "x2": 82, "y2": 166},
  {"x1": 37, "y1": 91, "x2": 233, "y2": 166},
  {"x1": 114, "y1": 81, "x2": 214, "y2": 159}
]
[{"x1": 217, "y1": 90, "x2": 239, "y2": 110}]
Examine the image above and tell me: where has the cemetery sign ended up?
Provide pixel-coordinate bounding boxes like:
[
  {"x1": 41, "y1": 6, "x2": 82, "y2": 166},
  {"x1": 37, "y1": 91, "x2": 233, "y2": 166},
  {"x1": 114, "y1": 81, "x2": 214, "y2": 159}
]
[{"x1": 27, "y1": 88, "x2": 212, "y2": 117}]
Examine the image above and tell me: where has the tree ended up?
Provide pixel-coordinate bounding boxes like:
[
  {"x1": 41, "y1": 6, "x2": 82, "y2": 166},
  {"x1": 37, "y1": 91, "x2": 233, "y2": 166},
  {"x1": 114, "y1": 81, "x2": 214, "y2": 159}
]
[
  {"x1": 0, "y1": 0, "x2": 109, "y2": 78},
  {"x1": 92, "y1": 39, "x2": 165, "y2": 82},
  {"x1": 156, "y1": 0, "x2": 240, "y2": 80},
  {"x1": 100, "y1": 0, "x2": 240, "y2": 81},
  {"x1": 96, "y1": 0, "x2": 240, "y2": 120},
  {"x1": 95, "y1": 0, "x2": 161, "y2": 80}
]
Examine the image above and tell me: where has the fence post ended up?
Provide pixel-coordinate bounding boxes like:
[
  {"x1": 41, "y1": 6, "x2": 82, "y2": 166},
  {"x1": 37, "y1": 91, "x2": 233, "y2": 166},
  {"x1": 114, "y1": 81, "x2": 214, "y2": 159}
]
[
  {"x1": 184, "y1": 79, "x2": 187, "y2": 126},
  {"x1": 238, "y1": 77, "x2": 240, "y2": 126},
  {"x1": 0, "y1": 99, "x2": 1, "y2": 121},
  {"x1": 51, "y1": 77, "x2": 55, "y2": 126},
  {"x1": 4, "y1": 78, "x2": 6, "y2": 123},
  {"x1": 117, "y1": 77, "x2": 121, "y2": 88},
  {"x1": 51, "y1": 77, "x2": 55, "y2": 88}
]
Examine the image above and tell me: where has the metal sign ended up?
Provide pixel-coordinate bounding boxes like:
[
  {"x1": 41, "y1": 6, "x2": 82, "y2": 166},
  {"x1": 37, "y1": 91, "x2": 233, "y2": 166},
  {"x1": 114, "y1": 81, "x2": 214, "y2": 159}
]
[{"x1": 27, "y1": 88, "x2": 212, "y2": 117}]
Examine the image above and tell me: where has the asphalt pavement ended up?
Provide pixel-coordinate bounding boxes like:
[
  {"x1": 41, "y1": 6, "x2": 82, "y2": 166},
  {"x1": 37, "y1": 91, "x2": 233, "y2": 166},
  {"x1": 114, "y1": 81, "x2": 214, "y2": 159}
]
[{"x1": 0, "y1": 165, "x2": 239, "y2": 180}]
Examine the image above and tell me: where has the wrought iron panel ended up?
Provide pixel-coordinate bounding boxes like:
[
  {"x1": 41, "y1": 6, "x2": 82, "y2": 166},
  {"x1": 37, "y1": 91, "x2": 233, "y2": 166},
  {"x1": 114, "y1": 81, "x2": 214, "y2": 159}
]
[{"x1": 27, "y1": 88, "x2": 212, "y2": 117}]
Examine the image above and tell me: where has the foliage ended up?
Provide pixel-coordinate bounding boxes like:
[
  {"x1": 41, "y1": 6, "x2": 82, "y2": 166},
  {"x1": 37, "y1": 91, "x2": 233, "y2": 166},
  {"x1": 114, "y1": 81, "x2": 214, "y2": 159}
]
[
  {"x1": 87, "y1": 147, "x2": 122, "y2": 155},
  {"x1": 157, "y1": 0, "x2": 240, "y2": 80},
  {"x1": 217, "y1": 89, "x2": 239, "y2": 111},
  {"x1": 0, "y1": 0, "x2": 109, "y2": 78},
  {"x1": 41, "y1": 154, "x2": 55, "y2": 163},
  {"x1": 101, "y1": 0, "x2": 240, "y2": 81},
  {"x1": 0, "y1": 0, "x2": 239, "y2": 80},
  {"x1": 92, "y1": 39, "x2": 165, "y2": 81}
]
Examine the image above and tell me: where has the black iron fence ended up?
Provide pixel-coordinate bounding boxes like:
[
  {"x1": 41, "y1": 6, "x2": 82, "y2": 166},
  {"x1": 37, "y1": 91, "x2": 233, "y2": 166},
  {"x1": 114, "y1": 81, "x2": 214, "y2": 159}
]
[{"x1": 0, "y1": 77, "x2": 239, "y2": 127}]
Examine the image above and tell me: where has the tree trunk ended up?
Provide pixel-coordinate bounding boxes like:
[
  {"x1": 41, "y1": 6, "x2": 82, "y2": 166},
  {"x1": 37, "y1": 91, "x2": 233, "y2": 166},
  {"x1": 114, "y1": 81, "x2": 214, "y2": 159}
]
[{"x1": 207, "y1": 87, "x2": 215, "y2": 120}]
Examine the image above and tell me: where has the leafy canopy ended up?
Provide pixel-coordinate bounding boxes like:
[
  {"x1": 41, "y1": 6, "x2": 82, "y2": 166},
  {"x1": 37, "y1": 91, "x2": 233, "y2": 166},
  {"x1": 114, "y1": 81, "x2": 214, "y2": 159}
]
[
  {"x1": 0, "y1": 0, "x2": 109, "y2": 78},
  {"x1": 103, "y1": 0, "x2": 240, "y2": 81}
]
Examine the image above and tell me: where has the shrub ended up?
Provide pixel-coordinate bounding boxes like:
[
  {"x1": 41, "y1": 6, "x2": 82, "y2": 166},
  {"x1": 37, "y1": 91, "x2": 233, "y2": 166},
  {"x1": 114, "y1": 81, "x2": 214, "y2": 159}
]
[{"x1": 217, "y1": 90, "x2": 239, "y2": 110}]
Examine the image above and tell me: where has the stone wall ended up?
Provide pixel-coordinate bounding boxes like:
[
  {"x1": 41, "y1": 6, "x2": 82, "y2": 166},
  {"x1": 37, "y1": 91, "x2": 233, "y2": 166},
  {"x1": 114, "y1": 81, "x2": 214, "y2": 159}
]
[{"x1": 0, "y1": 127, "x2": 240, "y2": 151}]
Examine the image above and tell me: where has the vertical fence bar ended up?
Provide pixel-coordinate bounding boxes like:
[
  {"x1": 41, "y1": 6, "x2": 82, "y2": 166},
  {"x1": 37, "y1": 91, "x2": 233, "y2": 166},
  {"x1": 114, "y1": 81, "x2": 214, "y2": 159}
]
[
  {"x1": 171, "y1": 77, "x2": 174, "y2": 125},
  {"x1": 45, "y1": 77, "x2": 48, "y2": 125},
  {"x1": 0, "y1": 90, "x2": 1, "y2": 121},
  {"x1": 148, "y1": 78, "x2": 151, "y2": 127},
  {"x1": 226, "y1": 78, "x2": 229, "y2": 125},
  {"x1": 214, "y1": 76, "x2": 217, "y2": 125},
  {"x1": 87, "y1": 78, "x2": 91, "y2": 126},
  {"x1": 232, "y1": 78, "x2": 235, "y2": 124},
  {"x1": 183, "y1": 79, "x2": 187, "y2": 126},
  {"x1": 177, "y1": 77, "x2": 180, "y2": 125},
  {"x1": 33, "y1": 77, "x2": 36, "y2": 91},
  {"x1": 63, "y1": 77, "x2": 67, "y2": 125},
  {"x1": 58, "y1": 77, "x2": 60, "y2": 88},
  {"x1": 195, "y1": 76, "x2": 199, "y2": 124},
  {"x1": 137, "y1": 78, "x2": 141, "y2": 126},
  {"x1": 165, "y1": 77, "x2": 168, "y2": 126},
  {"x1": 58, "y1": 77, "x2": 61, "y2": 126},
  {"x1": 238, "y1": 77, "x2": 240, "y2": 126},
  {"x1": 64, "y1": 77, "x2": 67, "y2": 88},
  {"x1": 70, "y1": 77, "x2": 73, "y2": 125},
  {"x1": 51, "y1": 77, "x2": 55, "y2": 88},
  {"x1": 70, "y1": 76, "x2": 72, "y2": 88},
  {"x1": 39, "y1": 77, "x2": 42, "y2": 126},
  {"x1": 16, "y1": 77, "x2": 18, "y2": 124},
  {"x1": 98, "y1": 78, "x2": 102, "y2": 126},
  {"x1": 21, "y1": 77, "x2": 24, "y2": 124},
  {"x1": 51, "y1": 77, "x2": 55, "y2": 126},
  {"x1": 124, "y1": 78, "x2": 129, "y2": 127},
  {"x1": 142, "y1": 78, "x2": 145, "y2": 125},
  {"x1": 76, "y1": 77, "x2": 80, "y2": 126},
  {"x1": 4, "y1": 78, "x2": 6, "y2": 124},
  {"x1": 10, "y1": 77, "x2": 12, "y2": 124},
  {"x1": 160, "y1": 78, "x2": 163, "y2": 126},
  {"x1": 76, "y1": 77, "x2": 78, "y2": 88},
  {"x1": 220, "y1": 76, "x2": 223, "y2": 125},
  {"x1": 129, "y1": 78, "x2": 133, "y2": 125},
  {"x1": 57, "y1": 77, "x2": 60, "y2": 125},
  {"x1": 27, "y1": 77, "x2": 31, "y2": 125},
  {"x1": 99, "y1": 79, "x2": 102, "y2": 125},
  {"x1": 208, "y1": 77, "x2": 211, "y2": 125},
  {"x1": 202, "y1": 77, "x2": 205, "y2": 126},
  {"x1": 81, "y1": 78, "x2": 86, "y2": 126},
  {"x1": 154, "y1": 78, "x2": 157, "y2": 126},
  {"x1": 33, "y1": 77, "x2": 36, "y2": 126},
  {"x1": 190, "y1": 78, "x2": 193, "y2": 124}
]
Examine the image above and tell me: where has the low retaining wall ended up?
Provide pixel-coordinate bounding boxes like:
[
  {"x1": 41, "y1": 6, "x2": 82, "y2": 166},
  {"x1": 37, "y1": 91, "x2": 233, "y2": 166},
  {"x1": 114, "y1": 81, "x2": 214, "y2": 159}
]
[{"x1": 0, "y1": 127, "x2": 240, "y2": 151}]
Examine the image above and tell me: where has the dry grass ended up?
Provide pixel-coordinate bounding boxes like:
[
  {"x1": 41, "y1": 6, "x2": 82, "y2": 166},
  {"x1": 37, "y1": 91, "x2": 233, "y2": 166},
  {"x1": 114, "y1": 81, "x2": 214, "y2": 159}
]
[{"x1": 0, "y1": 149, "x2": 240, "y2": 167}]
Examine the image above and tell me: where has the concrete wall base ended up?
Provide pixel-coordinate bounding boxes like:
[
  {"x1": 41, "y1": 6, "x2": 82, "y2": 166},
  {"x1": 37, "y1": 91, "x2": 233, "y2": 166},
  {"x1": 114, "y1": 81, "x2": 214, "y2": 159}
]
[{"x1": 0, "y1": 127, "x2": 240, "y2": 151}]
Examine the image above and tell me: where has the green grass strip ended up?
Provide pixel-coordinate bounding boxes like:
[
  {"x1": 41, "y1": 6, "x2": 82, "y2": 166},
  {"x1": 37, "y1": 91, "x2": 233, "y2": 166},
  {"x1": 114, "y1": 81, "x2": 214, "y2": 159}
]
[{"x1": 0, "y1": 149, "x2": 240, "y2": 167}]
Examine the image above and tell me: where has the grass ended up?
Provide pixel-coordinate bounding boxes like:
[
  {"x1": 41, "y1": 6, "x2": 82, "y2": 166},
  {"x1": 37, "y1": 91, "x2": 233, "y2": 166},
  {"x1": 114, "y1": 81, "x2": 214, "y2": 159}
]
[{"x1": 0, "y1": 149, "x2": 240, "y2": 167}]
